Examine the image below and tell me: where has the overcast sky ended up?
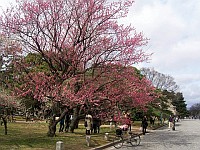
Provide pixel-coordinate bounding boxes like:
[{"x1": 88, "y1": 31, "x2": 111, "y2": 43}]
[
  {"x1": 122, "y1": 0, "x2": 200, "y2": 108},
  {"x1": 0, "y1": 0, "x2": 200, "y2": 108}
]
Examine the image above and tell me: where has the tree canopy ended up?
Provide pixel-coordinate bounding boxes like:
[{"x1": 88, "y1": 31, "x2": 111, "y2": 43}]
[
  {"x1": 0, "y1": 0, "x2": 158, "y2": 136},
  {"x1": 0, "y1": 0, "x2": 155, "y2": 111}
]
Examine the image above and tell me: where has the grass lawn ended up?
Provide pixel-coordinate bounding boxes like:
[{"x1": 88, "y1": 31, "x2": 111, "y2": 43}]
[
  {"x1": 0, "y1": 118, "x2": 163, "y2": 150},
  {"x1": 0, "y1": 120, "x2": 117, "y2": 150}
]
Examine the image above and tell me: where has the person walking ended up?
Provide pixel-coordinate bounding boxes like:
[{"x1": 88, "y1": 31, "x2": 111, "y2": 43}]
[
  {"x1": 168, "y1": 115, "x2": 173, "y2": 130},
  {"x1": 141, "y1": 115, "x2": 148, "y2": 135}
]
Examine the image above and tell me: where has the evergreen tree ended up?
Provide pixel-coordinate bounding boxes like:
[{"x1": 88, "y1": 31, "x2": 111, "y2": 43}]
[{"x1": 172, "y1": 92, "x2": 188, "y2": 117}]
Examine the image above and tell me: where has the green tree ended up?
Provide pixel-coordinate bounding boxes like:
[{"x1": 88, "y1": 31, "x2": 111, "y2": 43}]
[{"x1": 172, "y1": 92, "x2": 188, "y2": 117}]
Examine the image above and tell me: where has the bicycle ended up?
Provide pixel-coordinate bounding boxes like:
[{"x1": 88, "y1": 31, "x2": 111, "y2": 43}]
[{"x1": 113, "y1": 128, "x2": 141, "y2": 149}]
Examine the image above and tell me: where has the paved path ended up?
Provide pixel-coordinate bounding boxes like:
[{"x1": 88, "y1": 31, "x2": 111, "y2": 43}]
[{"x1": 105, "y1": 119, "x2": 200, "y2": 150}]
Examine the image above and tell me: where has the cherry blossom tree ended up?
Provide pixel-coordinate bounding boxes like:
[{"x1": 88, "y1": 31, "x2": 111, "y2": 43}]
[{"x1": 0, "y1": 0, "x2": 155, "y2": 136}]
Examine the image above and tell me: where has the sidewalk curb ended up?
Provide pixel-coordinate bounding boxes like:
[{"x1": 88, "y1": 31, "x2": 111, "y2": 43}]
[
  {"x1": 90, "y1": 141, "x2": 119, "y2": 150},
  {"x1": 90, "y1": 133, "x2": 143, "y2": 150},
  {"x1": 90, "y1": 124, "x2": 166, "y2": 150}
]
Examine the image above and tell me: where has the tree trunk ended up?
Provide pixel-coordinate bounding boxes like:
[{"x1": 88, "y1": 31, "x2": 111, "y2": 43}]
[
  {"x1": 69, "y1": 116, "x2": 79, "y2": 133},
  {"x1": 47, "y1": 116, "x2": 57, "y2": 137},
  {"x1": 2, "y1": 116, "x2": 7, "y2": 135},
  {"x1": 69, "y1": 107, "x2": 79, "y2": 133},
  {"x1": 47, "y1": 108, "x2": 69, "y2": 137},
  {"x1": 69, "y1": 106, "x2": 85, "y2": 133}
]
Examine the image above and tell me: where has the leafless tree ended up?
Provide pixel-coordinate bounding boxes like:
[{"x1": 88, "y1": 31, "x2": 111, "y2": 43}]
[
  {"x1": 189, "y1": 103, "x2": 200, "y2": 117},
  {"x1": 141, "y1": 67, "x2": 179, "y2": 92}
]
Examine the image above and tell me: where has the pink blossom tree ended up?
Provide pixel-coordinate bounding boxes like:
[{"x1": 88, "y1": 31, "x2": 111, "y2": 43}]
[{"x1": 0, "y1": 0, "x2": 156, "y2": 136}]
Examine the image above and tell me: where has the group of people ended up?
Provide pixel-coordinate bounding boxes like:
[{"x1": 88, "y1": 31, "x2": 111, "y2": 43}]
[
  {"x1": 59, "y1": 111, "x2": 177, "y2": 135},
  {"x1": 84, "y1": 112, "x2": 101, "y2": 135},
  {"x1": 141, "y1": 114, "x2": 178, "y2": 134},
  {"x1": 118, "y1": 113, "x2": 149, "y2": 135},
  {"x1": 59, "y1": 114, "x2": 71, "y2": 132},
  {"x1": 58, "y1": 112, "x2": 102, "y2": 134}
]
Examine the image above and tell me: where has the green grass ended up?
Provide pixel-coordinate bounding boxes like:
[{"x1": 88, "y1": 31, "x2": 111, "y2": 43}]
[
  {"x1": 0, "y1": 121, "x2": 115, "y2": 150},
  {"x1": 0, "y1": 119, "x2": 164, "y2": 150}
]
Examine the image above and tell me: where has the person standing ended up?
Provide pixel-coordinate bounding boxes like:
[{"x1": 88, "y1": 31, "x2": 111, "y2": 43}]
[
  {"x1": 96, "y1": 118, "x2": 101, "y2": 133},
  {"x1": 141, "y1": 115, "x2": 148, "y2": 135},
  {"x1": 152, "y1": 116, "x2": 155, "y2": 125},
  {"x1": 59, "y1": 117, "x2": 65, "y2": 132},
  {"x1": 150, "y1": 116, "x2": 153, "y2": 127},
  {"x1": 168, "y1": 115, "x2": 173, "y2": 130},
  {"x1": 125, "y1": 113, "x2": 132, "y2": 131},
  {"x1": 64, "y1": 113, "x2": 70, "y2": 132},
  {"x1": 172, "y1": 115, "x2": 176, "y2": 130},
  {"x1": 25, "y1": 111, "x2": 30, "y2": 122},
  {"x1": 85, "y1": 112, "x2": 93, "y2": 135},
  {"x1": 92, "y1": 117, "x2": 101, "y2": 133}
]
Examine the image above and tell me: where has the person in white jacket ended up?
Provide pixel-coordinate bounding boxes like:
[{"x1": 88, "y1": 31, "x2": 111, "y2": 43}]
[{"x1": 85, "y1": 112, "x2": 93, "y2": 135}]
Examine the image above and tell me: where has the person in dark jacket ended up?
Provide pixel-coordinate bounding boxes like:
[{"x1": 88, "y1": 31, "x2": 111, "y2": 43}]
[
  {"x1": 59, "y1": 117, "x2": 65, "y2": 132},
  {"x1": 141, "y1": 116, "x2": 148, "y2": 135},
  {"x1": 64, "y1": 113, "x2": 71, "y2": 132},
  {"x1": 92, "y1": 118, "x2": 101, "y2": 133}
]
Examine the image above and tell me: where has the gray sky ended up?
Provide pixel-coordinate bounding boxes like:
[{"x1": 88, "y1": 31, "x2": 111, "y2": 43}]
[
  {"x1": 1, "y1": 0, "x2": 200, "y2": 108},
  {"x1": 121, "y1": 0, "x2": 200, "y2": 108}
]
